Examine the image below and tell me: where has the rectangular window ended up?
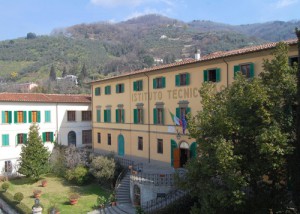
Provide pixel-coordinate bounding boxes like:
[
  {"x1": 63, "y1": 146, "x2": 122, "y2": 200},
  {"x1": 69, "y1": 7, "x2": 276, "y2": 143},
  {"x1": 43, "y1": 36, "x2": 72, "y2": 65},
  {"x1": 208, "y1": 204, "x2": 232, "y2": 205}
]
[
  {"x1": 17, "y1": 133, "x2": 27, "y2": 145},
  {"x1": 157, "y1": 139, "x2": 163, "y2": 154},
  {"x1": 95, "y1": 87, "x2": 101, "y2": 96},
  {"x1": 14, "y1": 111, "x2": 27, "y2": 123},
  {"x1": 82, "y1": 111, "x2": 92, "y2": 121},
  {"x1": 116, "y1": 109, "x2": 125, "y2": 123},
  {"x1": 82, "y1": 130, "x2": 92, "y2": 144},
  {"x1": 29, "y1": 111, "x2": 41, "y2": 123},
  {"x1": 134, "y1": 109, "x2": 143, "y2": 124},
  {"x1": 107, "y1": 134, "x2": 111, "y2": 145},
  {"x1": 176, "y1": 107, "x2": 191, "y2": 120},
  {"x1": 104, "y1": 109, "x2": 111, "y2": 123},
  {"x1": 96, "y1": 109, "x2": 101, "y2": 122},
  {"x1": 116, "y1": 83, "x2": 124, "y2": 93},
  {"x1": 2, "y1": 134, "x2": 9, "y2": 146},
  {"x1": 153, "y1": 77, "x2": 166, "y2": 89},
  {"x1": 153, "y1": 108, "x2": 164, "y2": 125},
  {"x1": 45, "y1": 110, "x2": 51, "y2": 123},
  {"x1": 133, "y1": 80, "x2": 143, "y2": 91},
  {"x1": 138, "y1": 137, "x2": 143, "y2": 151},
  {"x1": 42, "y1": 132, "x2": 53, "y2": 143},
  {"x1": 4, "y1": 161, "x2": 12, "y2": 173},
  {"x1": 203, "y1": 69, "x2": 221, "y2": 82},
  {"x1": 234, "y1": 63, "x2": 254, "y2": 78},
  {"x1": 175, "y1": 73, "x2": 190, "y2": 86},
  {"x1": 105, "y1": 86, "x2": 111, "y2": 95},
  {"x1": 67, "y1": 111, "x2": 76, "y2": 121},
  {"x1": 2, "y1": 111, "x2": 12, "y2": 124},
  {"x1": 97, "y1": 133, "x2": 101, "y2": 144},
  {"x1": 289, "y1": 56, "x2": 298, "y2": 67}
]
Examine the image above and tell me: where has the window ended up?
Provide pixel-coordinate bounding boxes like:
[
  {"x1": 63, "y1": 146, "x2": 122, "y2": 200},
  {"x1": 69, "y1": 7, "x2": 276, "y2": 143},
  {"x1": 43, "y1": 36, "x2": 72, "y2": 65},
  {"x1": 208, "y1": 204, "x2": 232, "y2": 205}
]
[
  {"x1": 175, "y1": 73, "x2": 190, "y2": 86},
  {"x1": 29, "y1": 111, "x2": 41, "y2": 123},
  {"x1": 176, "y1": 107, "x2": 191, "y2": 120},
  {"x1": 133, "y1": 80, "x2": 143, "y2": 91},
  {"x1": 157, "y1": 139, "x2": 163, "y2": 154},
  {"x1": 82, "y1": 130, "x2": 92, "y2": 144},
  {"x1": 134, "y1": 109, "x2": 143, "y2": 124},
  {"x1": 95, "y1": 87, "x2": 101, "y2": 96},
  {"x1": 289, "y1": 56, "x2": 298, "y2": 67},
  {"x1": 82, "y1": 111, "x2": 92, "y2": 121},
  {"x1": 2, "y1": 134, "x2": 9, "y2": 146},
  {"x1": 67, "y1": 111, "x2": 76, "y2": 121},
  {"x1": 153, "y1": 77, "x2": 166, "y2": 89},
  {"x1": 138, "y1": 137, "x2": 143, "y2": 151},
  {"x1": 45, "y1": 110, "x2": 51, "y2": 123},
  {"x1": 116, "y1": 83, "x2": 124, "y2": 93},
  {"x1": 17, "y1": 133, "x2": 27, "y2": 145},
  {"x1": 1, "y1": 111, "x2": 12, "y2": 124},
  {"x1": 14, "y1": 111, "x2": 27, "y2": 123},
  {"x1": 153, "y1": 108, "x2": 164, "y2": 125},
  {"x1": 203, "y1": 69, "x2": 221, "y2": 82},
  {"x1": 42, "y1": 132, "x2": 53, "y2": 142},
  {"x1": 234, "y1": 63, "x2": 254, "y2": 78},
  {"x1": 97, "y1": 133, "x2": 101, "y2": 144},
  {"x1": 116, "y1": 109, "x2": 125, "y2": 123},
  {"x1": 4, "y1": 161, "x2": 12, "y2": 173},
  {"x1": 96, "y1": 109, "x2": 101, "y2": 122},
  {"x1": 104, "y1": 109, "x2": 111, "y2": 123},
  {"x1": 105, "y1": 86, "x2": 111, "y2": 95},
  {"x1": 108, "y1": 134, "x2": 111, "y2": 145}
]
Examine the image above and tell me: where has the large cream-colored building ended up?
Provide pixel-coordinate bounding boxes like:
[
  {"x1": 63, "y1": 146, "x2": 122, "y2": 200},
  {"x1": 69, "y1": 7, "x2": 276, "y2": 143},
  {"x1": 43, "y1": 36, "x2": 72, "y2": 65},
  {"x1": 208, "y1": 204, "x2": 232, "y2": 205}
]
[{"x1": 91, "y1": 40, "x2": 298, "y2": 168}]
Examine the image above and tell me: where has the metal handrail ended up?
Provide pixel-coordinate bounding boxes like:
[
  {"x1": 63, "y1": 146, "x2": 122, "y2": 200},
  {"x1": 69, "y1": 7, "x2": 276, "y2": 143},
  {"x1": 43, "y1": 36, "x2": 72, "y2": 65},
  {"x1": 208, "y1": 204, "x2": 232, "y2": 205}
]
[{"x1": 130, "y1": 172, "x2": 175, "y2": 186}]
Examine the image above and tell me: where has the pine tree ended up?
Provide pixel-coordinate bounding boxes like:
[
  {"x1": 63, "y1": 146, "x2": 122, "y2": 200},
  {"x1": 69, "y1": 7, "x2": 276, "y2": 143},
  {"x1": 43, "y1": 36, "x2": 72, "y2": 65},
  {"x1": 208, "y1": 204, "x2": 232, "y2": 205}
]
[
  {"x1": 18, "y1": 124, "x2": 50, "y2": 180},
  {"x1": 49, "y1": 65, "x2": 56, "y2": 81}
]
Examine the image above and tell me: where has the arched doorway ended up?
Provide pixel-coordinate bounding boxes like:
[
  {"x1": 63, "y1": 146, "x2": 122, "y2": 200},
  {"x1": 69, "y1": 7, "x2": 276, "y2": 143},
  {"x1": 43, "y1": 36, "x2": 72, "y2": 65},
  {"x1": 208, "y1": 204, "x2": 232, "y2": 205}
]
[
  {"x1": 133, "y1": 185, "x2": 141, "y2": 206},
  {"x1": 68, "y1": 131, "x2": 76, "y2": 146},
  {"x1": 179, "y1": 142, "x2": 190, "y2": 167},
  {"x1": 118, "y1": 134, "x2": 125, "y2": 156}
]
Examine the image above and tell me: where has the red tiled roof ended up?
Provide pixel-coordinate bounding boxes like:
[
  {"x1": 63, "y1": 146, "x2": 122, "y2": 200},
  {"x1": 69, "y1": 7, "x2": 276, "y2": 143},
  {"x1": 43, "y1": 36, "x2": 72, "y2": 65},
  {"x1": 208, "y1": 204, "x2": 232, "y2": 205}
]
[
  {"x1": 91, "y1": 39, "x2": 298, "y2": 83},
  {"x1": 0, "y1": 93, "x2": 91, "y2": 103}
]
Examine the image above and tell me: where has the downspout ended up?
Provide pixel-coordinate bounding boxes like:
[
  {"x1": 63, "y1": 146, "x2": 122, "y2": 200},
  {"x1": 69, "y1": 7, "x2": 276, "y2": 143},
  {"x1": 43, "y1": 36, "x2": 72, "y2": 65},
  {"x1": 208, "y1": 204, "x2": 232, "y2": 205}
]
[
  {"x1": 91, "y1": 83, "x2": 94, "y2": 153},
  {"x1": 143, "y1": 72, "x2": 151, "y2": 163},
  {"x1": 56, "y1": 103, "x2": 59, "y2": 145},
  {"x1": 222, "y1": 57, "x2": 229, "y2": 87}
]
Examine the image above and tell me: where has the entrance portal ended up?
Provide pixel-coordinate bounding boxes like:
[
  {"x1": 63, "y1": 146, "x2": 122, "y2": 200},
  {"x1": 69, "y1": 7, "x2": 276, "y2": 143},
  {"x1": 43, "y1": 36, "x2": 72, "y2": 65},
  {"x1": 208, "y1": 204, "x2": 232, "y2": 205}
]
[
  {"x1": 68, "y1": 131, "x2": 76, "y2": 146},
  {"x1": 179, "y1": 142, "x2": 189, "y2": 167}
]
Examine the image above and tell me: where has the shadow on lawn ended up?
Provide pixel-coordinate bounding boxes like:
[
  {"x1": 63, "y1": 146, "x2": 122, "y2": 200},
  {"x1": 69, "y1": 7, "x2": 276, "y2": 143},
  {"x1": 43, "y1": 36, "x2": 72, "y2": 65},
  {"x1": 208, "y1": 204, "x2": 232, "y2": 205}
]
[{"x1": 9, "y1": 176, "x2": 36, "y2": 185}]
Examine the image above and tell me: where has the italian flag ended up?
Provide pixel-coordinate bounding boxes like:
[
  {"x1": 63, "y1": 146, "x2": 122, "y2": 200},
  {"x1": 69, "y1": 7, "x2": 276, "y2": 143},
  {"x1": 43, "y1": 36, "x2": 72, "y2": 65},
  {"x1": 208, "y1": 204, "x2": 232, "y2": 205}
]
[{"x1": 169, "y1": 110, "x2": 181, "y2": 126}]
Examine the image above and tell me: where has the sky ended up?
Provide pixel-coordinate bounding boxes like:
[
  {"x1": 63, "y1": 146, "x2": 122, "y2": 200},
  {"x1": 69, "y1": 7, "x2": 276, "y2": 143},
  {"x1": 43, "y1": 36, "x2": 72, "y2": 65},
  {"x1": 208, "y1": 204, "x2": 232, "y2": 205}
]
[{"x1": 0, "y1": 0, "x2": 299, "y2": 41}]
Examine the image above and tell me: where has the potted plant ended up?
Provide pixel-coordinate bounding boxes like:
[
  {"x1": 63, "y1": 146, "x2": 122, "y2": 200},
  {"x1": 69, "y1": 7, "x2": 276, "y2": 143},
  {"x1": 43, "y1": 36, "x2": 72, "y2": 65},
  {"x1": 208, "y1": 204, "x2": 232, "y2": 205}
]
[
  {"x1": 33, "y1": 189, "x2": 42, "y2": 198},
  {"x1": 1, "y1": 182, "x2": 9, "y2": 192},
  {"x1": 97, "y1": 196, "x2": 107, "y2": 208},
  {"x1": 109, "y1": 193, "x2": 117, "y2": 206},
  {"x1": 69, "y1": 193, "x2": 80, "y2": 205},
  {"x1": 41, "y1": 179, "x2": 48, "y2": 187}
]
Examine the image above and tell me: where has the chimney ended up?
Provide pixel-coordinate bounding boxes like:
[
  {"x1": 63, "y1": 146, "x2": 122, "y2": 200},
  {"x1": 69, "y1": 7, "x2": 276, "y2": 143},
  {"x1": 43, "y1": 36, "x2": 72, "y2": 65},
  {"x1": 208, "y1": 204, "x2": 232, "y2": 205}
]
[{"x1": 195, "y1": 49, "x2": 201, "y2": 60}]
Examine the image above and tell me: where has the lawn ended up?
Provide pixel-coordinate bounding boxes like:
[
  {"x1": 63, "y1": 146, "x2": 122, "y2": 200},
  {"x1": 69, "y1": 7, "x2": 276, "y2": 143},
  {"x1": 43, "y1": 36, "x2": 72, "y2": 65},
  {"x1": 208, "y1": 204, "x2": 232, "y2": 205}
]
[{"x1": 1, "y1": 174, "x2": 110, "y2": 213}]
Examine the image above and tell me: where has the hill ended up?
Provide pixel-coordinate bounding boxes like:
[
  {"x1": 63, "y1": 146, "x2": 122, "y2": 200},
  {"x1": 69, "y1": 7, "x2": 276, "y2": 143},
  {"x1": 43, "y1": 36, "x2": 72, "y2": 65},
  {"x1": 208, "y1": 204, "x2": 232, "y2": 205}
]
[{"x1": 0, "y1": 14, "x2": 298, "y2": 93}]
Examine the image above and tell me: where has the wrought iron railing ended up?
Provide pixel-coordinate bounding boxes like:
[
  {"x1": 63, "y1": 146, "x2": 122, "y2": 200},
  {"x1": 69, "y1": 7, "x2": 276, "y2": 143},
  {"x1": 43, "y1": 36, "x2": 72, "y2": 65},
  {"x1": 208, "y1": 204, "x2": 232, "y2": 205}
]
[
  {"x1": 114, "y1": 156, "x2": 135, "y2": 168},
  {"x1": 130, "y1": 172, "x2": 175, "y2": 186}
]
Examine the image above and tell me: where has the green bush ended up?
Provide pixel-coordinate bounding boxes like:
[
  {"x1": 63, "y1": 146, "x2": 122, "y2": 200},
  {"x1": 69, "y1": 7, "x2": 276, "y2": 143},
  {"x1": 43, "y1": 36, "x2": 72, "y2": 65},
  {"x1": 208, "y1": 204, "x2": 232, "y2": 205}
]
[
  {"x1": 1, "y1": 182, "x2": 9, "y2": 192},
  {"x1": 0, "y1": 191, "x2": 31, "y2": 214},
  {"x1": 89, "y1": 156, "x2": 116, "y2": 185},
  {"x1": 14, "y1": 192, "x2": 24, "y2": 203},
  {"x1": 65, "y1": 165, "x2": 90, "y2": 185}
]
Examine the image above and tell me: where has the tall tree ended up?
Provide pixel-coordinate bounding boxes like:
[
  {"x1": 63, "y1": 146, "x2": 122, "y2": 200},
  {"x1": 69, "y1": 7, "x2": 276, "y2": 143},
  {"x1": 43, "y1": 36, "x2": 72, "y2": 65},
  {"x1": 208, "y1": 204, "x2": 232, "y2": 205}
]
[
  {"x1": 49, "y1": 65, "x2": 56, "y2": 81},
  {"x1": 182, "y1": 43, "x2": 295, "y2": 213},
  {"x1": 18, "y1": 124, "x2": 50, "y2": 180},
  {"x1": 62, "y1": 66, "x2": 67, "y2": 77}
]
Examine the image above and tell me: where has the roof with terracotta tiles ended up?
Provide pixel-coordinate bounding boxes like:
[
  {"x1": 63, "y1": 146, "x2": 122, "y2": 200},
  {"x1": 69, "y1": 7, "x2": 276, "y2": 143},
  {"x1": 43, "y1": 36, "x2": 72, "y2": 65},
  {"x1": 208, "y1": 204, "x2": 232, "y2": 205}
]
[
  {"x1": 91, "y1": 39, "x2": 298, "y2": 83},
  {"x1": 0, "y1": 93, "x2": 91, "y2": 103}
]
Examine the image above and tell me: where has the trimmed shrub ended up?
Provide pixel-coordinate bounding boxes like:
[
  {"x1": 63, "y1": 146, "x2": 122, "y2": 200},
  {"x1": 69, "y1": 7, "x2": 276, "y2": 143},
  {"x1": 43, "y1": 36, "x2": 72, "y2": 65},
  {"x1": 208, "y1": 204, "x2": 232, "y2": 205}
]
[
  {"x1": 89, "y1": 156, "x2": 115, "y2": 185},
  {"x1": 1, "y1": 182, "x2": 9, "y2": 192},
  {"x1": 0, "y1": 191, "x2": 31, "y2": 214},
  {"x1": 65, "y1": 165, "x2": 90, "y2": 185},
  {"x1": 14, "y1": 192, "x2": 24, "y2": 203}
]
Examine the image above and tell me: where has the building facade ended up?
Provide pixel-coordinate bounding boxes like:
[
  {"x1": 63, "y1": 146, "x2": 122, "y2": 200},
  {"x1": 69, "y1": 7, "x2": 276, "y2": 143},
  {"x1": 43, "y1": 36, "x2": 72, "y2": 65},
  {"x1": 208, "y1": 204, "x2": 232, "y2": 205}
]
[
  {"x1": 91, "y1": 40, "x2": 298, "y2": 169},
  {"x1": 0, "y1": 93, "x2": 91, "y2": 176}
]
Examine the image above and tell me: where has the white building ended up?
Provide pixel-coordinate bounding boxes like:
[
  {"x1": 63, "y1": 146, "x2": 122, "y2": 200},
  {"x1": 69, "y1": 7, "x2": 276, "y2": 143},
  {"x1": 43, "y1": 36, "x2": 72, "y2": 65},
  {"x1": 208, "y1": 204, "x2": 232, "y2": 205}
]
[{"x1": 0, "y1": 93, "x2": 91, "y2": 176}]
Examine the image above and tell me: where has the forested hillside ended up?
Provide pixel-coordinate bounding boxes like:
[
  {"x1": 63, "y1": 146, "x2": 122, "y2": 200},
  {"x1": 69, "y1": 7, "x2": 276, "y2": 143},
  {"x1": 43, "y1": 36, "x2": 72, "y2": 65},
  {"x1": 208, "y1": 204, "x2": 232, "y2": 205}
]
[{"x1": 0, "y1": 14, "x2": 298, "y2": 94}]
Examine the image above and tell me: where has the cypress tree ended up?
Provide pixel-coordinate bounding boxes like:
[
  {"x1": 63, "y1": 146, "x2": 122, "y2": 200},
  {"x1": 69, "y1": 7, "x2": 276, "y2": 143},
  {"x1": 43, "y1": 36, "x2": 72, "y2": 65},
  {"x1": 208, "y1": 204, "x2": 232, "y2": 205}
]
[{"x1": 49, "y1": 65, "x2": 56, "y2": 81}]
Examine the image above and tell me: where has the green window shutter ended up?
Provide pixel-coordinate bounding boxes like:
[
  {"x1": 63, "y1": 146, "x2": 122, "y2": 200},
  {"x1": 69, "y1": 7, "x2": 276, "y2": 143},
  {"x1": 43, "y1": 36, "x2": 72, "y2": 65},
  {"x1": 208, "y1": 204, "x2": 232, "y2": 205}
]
[
  {"x1": 50, "y1": 132, "x2": 54, "y2": 142},
  {"x1": 122, "y1": 109, "x2": 125, "y2": 123},
  {"x1": 176, "y1": 108, "x2": 180, "y2": 118},
  {"x1": 186, "y1": 73, "x2": 190, "y2": 85},
  {"x1": 23, "y1": 134, "x2": 27, "y2": 144},
  {"x1": 2, "y1": 134, "x2": 9, "y2": 146},
  {"x1": 153, "y1": 108, "x2": 157, "y2": 124},
  {"x1": 1, "y1": 111, "x2": 5, "y2": 124},
  {"x1": 105, "y1": 86, "x2": 107, "y2": 94},
  {"x1": 107, "y1": 86, "x2": 111, "y2": 94},
  {"x1": 139, "y1": 81, "x2": 143, "y2": 91},
  {"x1": 190, "y1": 142, "x2": 197, "y2": 158},
  {"x1": 121, "y1": 84, "x2": 124, "y2": 93},
  {"x1": 97, "y1": 109, "x2": 101, "y2": 122},
  {"x1": 116, "y1": 85, "x2": 119, "y2": 93},
  {"x1": 249, "y1": 63, "x2": 255, "y2": 78},
  {"x1": 45, "y1": 111, "x2": 51, "y2": 122},
  {"x1": 134, "y1": 109, "x2": 138, "y2": 124},
  {"x1": 153, "y1": 78, "x2": 157, "y2": 89},
  {"x1": 234, "y1": 65, "x2": 240, "y2": 79},
  {"x1": 216, "y1": 69, "x2": 221, "y2": 82},
  {"x1": 108, "y1": 110, "x2": 111, "y2": 122},
  {"x1": 23, "y1": 111, "x2": 27, "y2": 123},
  {"x1": 95, "y1": 87, "x2": 101, "y2": 96},
  {"x1": 141, "y1": 109, "x2": 144, "y2": 123},
  {"x1": 162, "y1": 77, "x2": 166, "y2": 88},
  {"x1": 14, "y1": 111, "x2": 18, "y2": 123},
  {"x1": 104, "y1": 110, "x2": 107, "y2": 122},
  {"x1": 133, "y1": 81, "x2": 137, "y2": 91},
  {"x1": 203, "y1": 70, "x2": 208, "y2": 82},
  {"x1": 186, "y1": 107, "x2": 191, "y2": 114},
  {"x1": 28, "y1": 111, "x2": 32, "y2": 123},
  {"x1": 42, "y1": 132, "x2": 46, "y2": 143},
  {"x1": 161, "y1": 109, "x2": 165, "y2": 124},
  {"x1": 116, "y1": 109, "x2": 119, "y2": 123},
  {"x1": 8, "y1": 111, "x2": 12, "y2": 124},
  {"x1": 37, "y1": 111, "x2": 41, "y2": 123},
  {"x1": 175, "y1": 74, "x2": 180, "y2": 86}
]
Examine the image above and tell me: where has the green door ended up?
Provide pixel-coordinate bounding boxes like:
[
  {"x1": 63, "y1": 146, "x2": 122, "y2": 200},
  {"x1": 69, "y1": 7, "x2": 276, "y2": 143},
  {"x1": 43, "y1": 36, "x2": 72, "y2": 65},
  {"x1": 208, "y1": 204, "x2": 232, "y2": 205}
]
[
  {"x1": 170, "y1": 139, "x2": 178, "y2": 167},
  {"x1": 190, "y1": 142, "x2": 197, "y2": 158},
  {"x1": 118, "y1": 134, "x2": 125, "y2": 156}
]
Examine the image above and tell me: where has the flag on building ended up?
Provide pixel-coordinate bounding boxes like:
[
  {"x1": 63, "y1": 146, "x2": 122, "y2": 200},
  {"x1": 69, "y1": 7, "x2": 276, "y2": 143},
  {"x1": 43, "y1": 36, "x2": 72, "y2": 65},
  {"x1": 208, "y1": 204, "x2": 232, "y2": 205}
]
[
  {"x1": 181, "y1": 114, "x2": 187, "y2": 134},
  {"x1": 169, "y1": 110, "x2": 181, "y2": 126}
]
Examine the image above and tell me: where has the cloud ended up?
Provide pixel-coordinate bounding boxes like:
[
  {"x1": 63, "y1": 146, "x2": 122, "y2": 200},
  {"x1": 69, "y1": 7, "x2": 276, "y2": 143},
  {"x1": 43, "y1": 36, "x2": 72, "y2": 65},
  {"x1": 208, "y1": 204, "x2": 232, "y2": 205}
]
[
  {"x1": 275, "y1": 0, "x2": 298, "y2": 8},
  {"x1": 125, "y1": 9, "x2": 162, "y2": 20}
]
